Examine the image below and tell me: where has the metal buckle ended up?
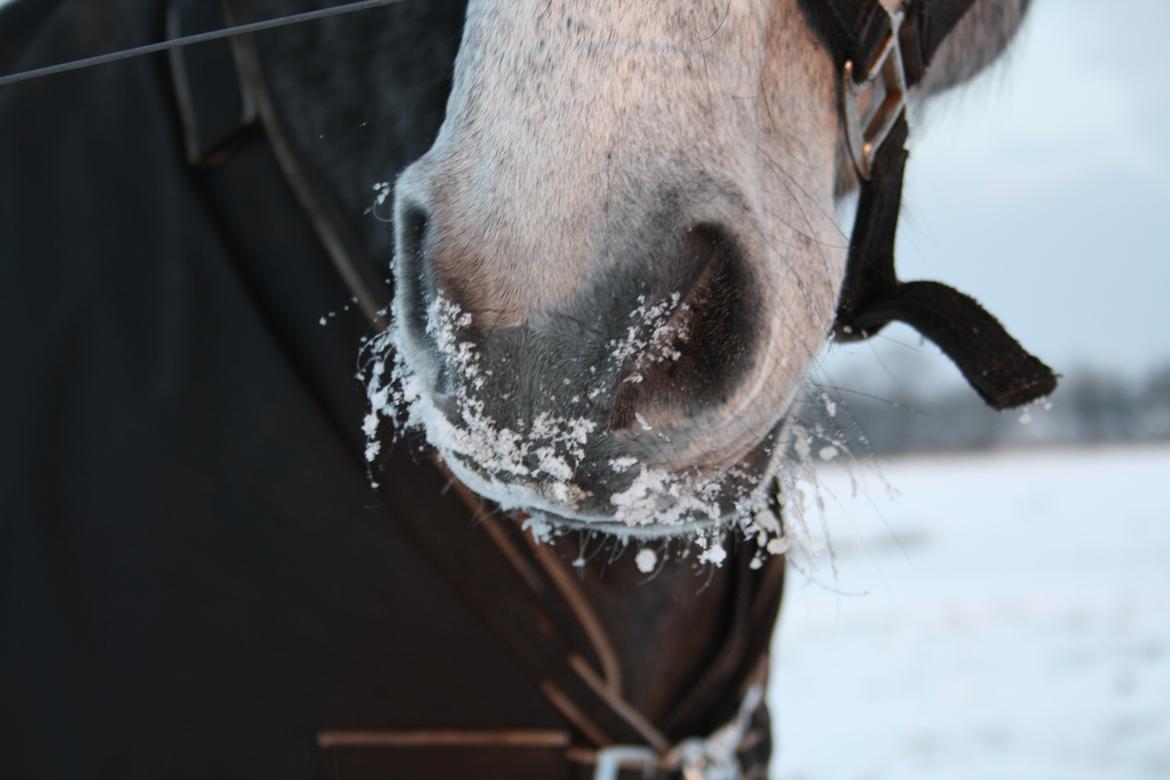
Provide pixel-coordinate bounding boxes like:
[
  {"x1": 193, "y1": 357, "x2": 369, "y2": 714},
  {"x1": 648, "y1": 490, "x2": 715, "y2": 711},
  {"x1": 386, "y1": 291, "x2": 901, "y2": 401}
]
[
  {"x1": 592, "y1": 745, "x2": 660, "y2": 780},
  {"x1": 841, "y1": 9, "x2": 908, "y2": 179},
  {"x1": 591, "y1": 683, "x2": 763, "y2": 780}
]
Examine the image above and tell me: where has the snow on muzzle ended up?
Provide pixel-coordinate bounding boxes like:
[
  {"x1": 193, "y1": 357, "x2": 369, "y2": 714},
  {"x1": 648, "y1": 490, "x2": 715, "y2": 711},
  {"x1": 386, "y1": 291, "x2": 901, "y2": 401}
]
[
  {"x1": 361, "y1": 212, "x2": 805, "y2": 555},
  {"x1": 360, "y1": 267, "x2": 795, "y2": 548}
]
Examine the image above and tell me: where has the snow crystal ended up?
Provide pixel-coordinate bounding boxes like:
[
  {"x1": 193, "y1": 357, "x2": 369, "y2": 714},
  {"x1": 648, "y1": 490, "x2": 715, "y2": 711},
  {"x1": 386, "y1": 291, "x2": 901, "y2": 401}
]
[
  {"x1": 792, "y1": 423, "x2": 813, "y2": 462},
  {"x1": 766, "y1": 535, "x2": 791, "y2": 556},
  {"x1": 822, "y1": 393, "x2": 838, "y2": 419},
  {"x1": 521, "y1": 515, "x2": 555, "y2": 544},
  {"x1": 698, "y1": 543, "x2": 727, "y2": 567},
  {"x1": 609, "y1": 456, "x2": 639, "y2": 472},
  {"x1": 372, "y1": 181, "x2": 392, "y2": 206},
  {"x1": 362, "y1": 413, "x2": 379, "y2": 438},
  {"x1": 635, "y1": 548, "x2": 659, "y2": 573}
]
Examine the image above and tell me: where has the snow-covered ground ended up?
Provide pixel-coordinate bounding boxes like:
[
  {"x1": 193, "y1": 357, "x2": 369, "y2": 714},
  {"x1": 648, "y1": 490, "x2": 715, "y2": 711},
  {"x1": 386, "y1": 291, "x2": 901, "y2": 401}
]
[{"x1": 770, "y1": 445, "x2": 1170, "y2": 780}]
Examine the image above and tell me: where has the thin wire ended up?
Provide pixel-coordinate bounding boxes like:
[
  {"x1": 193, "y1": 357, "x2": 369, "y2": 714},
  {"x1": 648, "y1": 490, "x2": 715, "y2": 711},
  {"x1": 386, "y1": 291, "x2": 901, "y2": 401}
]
[{"x1": 0, "y1": 0, "x2": 407, "y2": 88}]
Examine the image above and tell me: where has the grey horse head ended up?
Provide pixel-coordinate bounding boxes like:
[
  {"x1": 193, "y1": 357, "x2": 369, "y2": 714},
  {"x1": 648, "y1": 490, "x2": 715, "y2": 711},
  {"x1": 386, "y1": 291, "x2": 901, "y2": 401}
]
[{"x1": 374, "y1": 0, "x2": 1030, "y2": 536}]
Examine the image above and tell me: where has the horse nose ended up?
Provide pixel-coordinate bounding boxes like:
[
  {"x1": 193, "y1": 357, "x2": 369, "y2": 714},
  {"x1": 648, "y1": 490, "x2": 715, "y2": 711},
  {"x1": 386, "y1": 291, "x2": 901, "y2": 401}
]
[
  {"x1": 393, "y1": 187, "x2": 525, "y2": 362},
  {"x1": 394, "y1": 166, "x2": 760, "y2": 434}
]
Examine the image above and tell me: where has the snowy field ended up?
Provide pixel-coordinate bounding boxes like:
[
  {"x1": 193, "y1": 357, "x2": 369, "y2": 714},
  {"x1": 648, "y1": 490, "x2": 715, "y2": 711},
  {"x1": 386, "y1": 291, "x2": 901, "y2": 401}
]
[{"x1": 769, "y1": 445, "x2": 1170, "y2": 779}]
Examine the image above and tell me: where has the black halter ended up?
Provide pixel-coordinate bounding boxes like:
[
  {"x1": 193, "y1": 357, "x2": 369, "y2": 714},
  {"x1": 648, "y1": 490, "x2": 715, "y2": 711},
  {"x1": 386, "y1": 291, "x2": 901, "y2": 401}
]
[{"x1": 808, "y1": 0, "x2": 1057, "y2": 410}]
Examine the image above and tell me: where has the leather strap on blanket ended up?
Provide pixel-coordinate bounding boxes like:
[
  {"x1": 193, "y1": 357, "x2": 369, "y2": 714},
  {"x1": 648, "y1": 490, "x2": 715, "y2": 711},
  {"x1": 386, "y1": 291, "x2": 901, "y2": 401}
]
[
  {"x1": 809, "y1": 0, "x2": 1058, "y2": 409},
  {"x1": 362, "y1": 473, "x2": 781, "y2": 780},
  {"x1": 313, "y1": 468, "x2": 781, "y2": 779}
]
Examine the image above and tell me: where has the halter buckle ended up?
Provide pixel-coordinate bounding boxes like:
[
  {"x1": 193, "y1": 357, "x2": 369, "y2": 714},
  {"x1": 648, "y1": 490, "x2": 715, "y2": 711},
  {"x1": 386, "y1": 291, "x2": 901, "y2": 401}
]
[
  {"x1": 592, "y1": 745, "x2": 660, "y2": 780},
  {"x1": 841, "y1": 8, "x2": 908, "y2": 179}
]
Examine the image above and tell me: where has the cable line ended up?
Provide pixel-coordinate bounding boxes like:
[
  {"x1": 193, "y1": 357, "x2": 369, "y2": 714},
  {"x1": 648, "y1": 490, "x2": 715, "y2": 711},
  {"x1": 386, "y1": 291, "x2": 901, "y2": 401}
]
[{"x1": 0, "y1": 0, "x2": 407, "y2": 88}]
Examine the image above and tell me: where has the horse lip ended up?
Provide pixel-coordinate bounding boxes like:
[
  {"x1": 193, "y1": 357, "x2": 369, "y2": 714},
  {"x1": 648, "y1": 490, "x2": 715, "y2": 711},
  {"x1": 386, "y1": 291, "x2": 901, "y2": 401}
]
[
  {"x1": 522, "y1": 508, "x2": 720, "y2": 539},
  {"x1": 422, "y1": 383, "x2": 790, "y2": 536},
  {"x1": 441, "y1": 447, "x2": 748, "y2": 536},
  {"x1": 445, "y1": 449, "x2": 525, "y2": 488}
]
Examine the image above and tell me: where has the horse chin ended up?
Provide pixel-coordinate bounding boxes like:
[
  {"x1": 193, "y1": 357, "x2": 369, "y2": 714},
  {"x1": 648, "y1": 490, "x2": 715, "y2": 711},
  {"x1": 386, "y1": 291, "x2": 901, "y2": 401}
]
[{"x1": 436, "y1": 414, "x2": 788, "y2": 540}]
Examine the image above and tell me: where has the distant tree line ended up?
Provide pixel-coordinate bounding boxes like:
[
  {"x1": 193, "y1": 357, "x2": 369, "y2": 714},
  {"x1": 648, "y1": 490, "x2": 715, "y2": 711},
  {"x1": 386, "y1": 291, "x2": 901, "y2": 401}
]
[{"x1": 801, "y1": 361, "x2": 1170, "y2": 456}]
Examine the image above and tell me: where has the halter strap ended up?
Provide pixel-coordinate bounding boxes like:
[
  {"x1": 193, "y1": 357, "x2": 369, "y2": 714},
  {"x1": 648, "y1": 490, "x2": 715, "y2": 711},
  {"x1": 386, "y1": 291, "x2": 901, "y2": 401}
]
[
  {"x1": 807, "y1": 0, "x2": 1058, "y2": 409},
  {"x1": 818, "y1": 0, "x2": 976, "y2": 88}
]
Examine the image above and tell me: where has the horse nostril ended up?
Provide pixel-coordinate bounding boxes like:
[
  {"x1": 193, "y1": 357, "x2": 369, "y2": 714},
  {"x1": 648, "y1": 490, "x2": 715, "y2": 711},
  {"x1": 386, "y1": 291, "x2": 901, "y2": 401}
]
[
  {"x1": 396, "y1": 204, "x2": 438, "y2": 346},
  {"x1": 609, "y1": 223, "x2": 759, "y2": 428},
  {"x1": 675, "y1": 224, "x2": 758, "y2": 387}
]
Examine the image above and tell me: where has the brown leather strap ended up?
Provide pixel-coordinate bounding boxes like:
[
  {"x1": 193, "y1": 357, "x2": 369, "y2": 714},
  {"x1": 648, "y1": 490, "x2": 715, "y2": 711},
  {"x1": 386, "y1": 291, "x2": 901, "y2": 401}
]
[
  {"x1": 316, "y1": 686, "x2": 774, "y2": 780},
  {"x1": 319, "y1": 730, "x2": 573, "y2": 750},
  {"x1": 662, "y1": 550, "x2": 784, "y2": 737},
  {"x1": 390, "y1": 480, "x2": 671, "y2": 751},
  {"x1": 472, "y1": 498, "x2": 624, "y2": 697},
  {"x1": 322, "y1": 739, "x2": 577, "y2": 780},
  {"x1": 320, "y1": 741, "x2": 683, "y2": 780},
  {"x1": 166, "y1": 0, "x2": 259, "y2": 167},
  {"x1": 521, "y1": 530, "x2": 624, "y2": 695},
  {"x1": 221, "y1": 0, "x2": 389, "y2": 324}
]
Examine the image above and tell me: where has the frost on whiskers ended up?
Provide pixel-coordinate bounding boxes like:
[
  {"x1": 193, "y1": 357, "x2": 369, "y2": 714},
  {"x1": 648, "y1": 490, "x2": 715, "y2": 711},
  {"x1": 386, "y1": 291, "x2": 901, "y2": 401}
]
[
  {"x1": 359, "y1": 292, "x2": 844, "y2": 571},
  {"x1": 361, "y1": 295, "x2": 598, "y2": 507}
]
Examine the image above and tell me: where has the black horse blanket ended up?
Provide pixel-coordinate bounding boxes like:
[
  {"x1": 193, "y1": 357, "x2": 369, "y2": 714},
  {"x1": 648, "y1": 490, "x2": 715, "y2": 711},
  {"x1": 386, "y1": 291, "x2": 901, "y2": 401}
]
[{"x1": 0, "y1": 2, "x2": 783, "y2": 778}]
